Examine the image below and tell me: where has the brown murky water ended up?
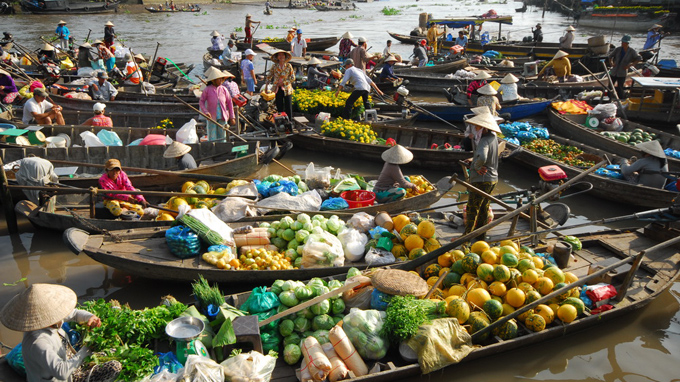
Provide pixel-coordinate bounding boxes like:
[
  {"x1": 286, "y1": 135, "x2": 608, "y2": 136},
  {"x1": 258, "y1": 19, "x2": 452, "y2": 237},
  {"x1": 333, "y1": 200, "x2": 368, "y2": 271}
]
[{"x1": 2, "y1": 1, "x2": 680, "y2": 381}]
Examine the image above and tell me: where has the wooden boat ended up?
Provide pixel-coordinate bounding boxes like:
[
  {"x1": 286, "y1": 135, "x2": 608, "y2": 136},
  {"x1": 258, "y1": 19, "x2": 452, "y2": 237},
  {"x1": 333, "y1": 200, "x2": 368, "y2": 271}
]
[
  {"x1": 58, "y1": 109, "x2": 199, "y2": 128},
  {"x1": 234, "y1": 37, "x2": 340, "y2": 52},
  {"x1": 460, "y1": 41, "x2": 606, "y2": 60},
  {"x1": 289, "y1": 123, "x2": 471, "y2": 171},
  {"x1": 145, "y1": 5, "x2": 201, "y2": 12},
  {"x1": 393, "y1": 58, "x2": 469, "y2": 74},
  {"x1": 505, "y1": 135, "x2": 677, "y2": 208},
  {"x1": 269, "y1": 0, "x2": 312, "y2": 9},
  {"x1": 375, "y1": 70, "x2": 507, "y2": 94},
  {"x1": 624, "y1": 76, "x2": 680, "y2": 126},
  {"x1": 212, "y1": 222, "x2": 680, "y2": 382},
  {"x1": 19, "y1": 0, "x2": 118, "y2": 14},
  {"x1": 547, "y1": 108, "x2": 680, "y2": 172},
  {"x1": 515, "y1": 3, "x2": 527, "y2": 12},
  {"x1": 378, "y1": 98, "x2": 553, "y2": 122},
  {"x1": 0, "y1": 1, "x2": 16, "y2": 14},
  {"x1": 48, "y1": 93, "x2": 199, "y2": 115},
  {"x1": 576, "y1": 8, "x2": 675, "y2": 32},
  {"x1": 202, "y1": 52, "x2": 242, "y2": 81},
  {"x1": 314, "y1": 2, "x2": 355, "y2": 11}
]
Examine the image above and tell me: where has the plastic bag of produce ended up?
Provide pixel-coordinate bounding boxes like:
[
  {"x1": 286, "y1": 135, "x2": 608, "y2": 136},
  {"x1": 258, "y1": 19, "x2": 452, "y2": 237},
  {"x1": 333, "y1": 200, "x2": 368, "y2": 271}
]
[
  {"x1": 269, "y1": 180, "x2": 299, "y2": 197},
  {"x1": 178, "y1": 208, "x2": 234, "y2": 246},
  {"x1": 405, "y1": 318, "x2": 475, "y2": 374},
  {"x1": 346, "y1": 212, "x2": 375, "y2": 233},
  {"x1": 182, "y1": 355, "x2": 224, "y2": 382},
  {"x1": 364, "y1": 247, "x2": 396, "y2": 265},
  {"x1": 261, "y1": 328, "x2": 282, "y2": 353},
  {"x1": 305, "y1": 162, "x2": 332, "y2": 190},
  {"x1": 302, "y1": 231, "x2": 345, "y2": 268},
  {"x1": 220, "y1": 351, "x2": 276, "y2": 382},
  {"x1": 342, "y1": 275, "x2": 374, "y2": 311},
  {"x1": 211, "y1": 197, "x2": 257, "y2": 223},
  {"x1": 320, "y1": 197, "x2": 349, "y2": 211},
  {"x1": 592, "y1": 103, "x2": 617, "y2": 119},
  {"x1": 97, "y1": 129, "x2": 123, "y2": 146},
  {"x1": 5, "y1": 344, "x2": 25, "y2": 376},
  {"x1": 241, "y1": 286, "x2": 280, "y2": 314},
  {"x1": 226, "y1": 182, "x2": 258, "y2": 198},
  {"x1": 341, "y1": 308, "x2": 389, "y2": 360},
  {"x1": 337, "y1": 227, "x2": 368, "y2": 262},
  {"x1": 331, "y1": 178, "x2": 361, "y2": 194},
  {"x1": 166, "y1": 225, "x2": 202, "y2": 258},
  {"x1": 255, "y1": 190, "x2": 323, "y2": 214},
  {"x1": 176, "y1": 119, "x2": 199, "y2": 144},
  {"x1": 79, "y1": 131, "x2": 105, "y2": 147}
]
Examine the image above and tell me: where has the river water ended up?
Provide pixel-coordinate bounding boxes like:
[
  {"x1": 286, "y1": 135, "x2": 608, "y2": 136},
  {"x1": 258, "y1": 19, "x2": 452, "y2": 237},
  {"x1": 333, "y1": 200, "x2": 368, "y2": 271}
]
[{"x1": 1, "y1": 1, "x2": 680, "y2": 381}]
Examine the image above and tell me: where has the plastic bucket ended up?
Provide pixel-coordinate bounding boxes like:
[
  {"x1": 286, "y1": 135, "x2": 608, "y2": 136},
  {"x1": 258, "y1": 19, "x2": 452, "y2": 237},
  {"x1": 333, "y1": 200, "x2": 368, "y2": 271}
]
[
  {"x1": 340, "y1": 190, "x2": 376, "y2": 208},
  {"x1": 589, "y1": 44, "x2": 610, "y2": 55},
  {"x1": 27, "y1": 130, "x2": 46, "y2": 145},
  {"x1": 553, "y1": 241, "x2": 572, "y2": 268},
  {"x1": 56, "y1": 133, "x2": 71, "y2": 147},
  {"x1": 6, "y1": 136, "x2": 31, "y2": 145},
  {"x1": 587, "y1": 35, "x2": 606, "y2": 47},
  {"x1": 45, "y1": 136, "x2": 67, "y2": 147}
]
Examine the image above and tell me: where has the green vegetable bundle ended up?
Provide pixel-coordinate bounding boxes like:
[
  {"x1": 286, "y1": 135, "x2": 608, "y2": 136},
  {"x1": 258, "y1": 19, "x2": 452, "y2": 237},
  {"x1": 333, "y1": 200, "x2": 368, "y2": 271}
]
[
  {"x1": 381, "y1": 295, "x2": 446, "y2": 343},
  {"x1": 192, "y1": 275, "x2": 225, "y2": 309}
]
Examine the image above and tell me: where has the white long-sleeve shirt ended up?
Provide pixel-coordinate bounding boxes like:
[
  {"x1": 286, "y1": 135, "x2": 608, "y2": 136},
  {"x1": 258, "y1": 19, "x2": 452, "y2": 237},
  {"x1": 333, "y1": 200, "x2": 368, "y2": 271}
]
[
  {"x1": 22, "y1": 309, "x2": 94, "y2": 382},
  {"x1": 339, "y1": 66, "x2": 373, "y2": 91}
]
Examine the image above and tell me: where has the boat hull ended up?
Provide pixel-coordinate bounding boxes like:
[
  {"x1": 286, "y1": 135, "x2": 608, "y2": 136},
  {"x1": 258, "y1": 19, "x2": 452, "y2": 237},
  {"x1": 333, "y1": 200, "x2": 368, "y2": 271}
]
[
  {"x1": 235, "y1": 37, "x2": 340, "y2": 52},
  {"x1": 20, "y1": 0, "x2": 118, "y2": 14}
]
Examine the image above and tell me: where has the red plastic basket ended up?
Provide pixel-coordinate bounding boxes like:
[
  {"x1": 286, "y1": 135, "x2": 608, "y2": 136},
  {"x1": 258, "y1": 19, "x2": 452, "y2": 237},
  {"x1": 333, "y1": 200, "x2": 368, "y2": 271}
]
[{"x1": 340, "y1": 190, "x2": 376, "y2": 208}]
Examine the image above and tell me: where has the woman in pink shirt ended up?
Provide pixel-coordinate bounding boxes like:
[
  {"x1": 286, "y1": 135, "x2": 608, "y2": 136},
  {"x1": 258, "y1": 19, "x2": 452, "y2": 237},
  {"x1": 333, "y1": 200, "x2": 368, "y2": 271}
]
[
  {"x1": 98, "y1": 158, "x2": 147, "y2": 217},
  {"x1": 199, "y1": 67, "x2": 236, "y2": 142},
  {"x1": 82, "y1": 102, "x2": 113, "y2": 127}
]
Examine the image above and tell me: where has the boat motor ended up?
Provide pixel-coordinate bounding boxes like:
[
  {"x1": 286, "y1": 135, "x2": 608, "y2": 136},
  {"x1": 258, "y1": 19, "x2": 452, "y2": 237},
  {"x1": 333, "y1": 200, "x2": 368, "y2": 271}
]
[
  {"x1": 537, "y1": 165, "x2": 567, "y2": 201},
  {"x1": 393, "y1": 86, "x2": 412, "y2": 118},
  {"x1": 271, "y1": 112, "x2": 292, "y2": 133}
]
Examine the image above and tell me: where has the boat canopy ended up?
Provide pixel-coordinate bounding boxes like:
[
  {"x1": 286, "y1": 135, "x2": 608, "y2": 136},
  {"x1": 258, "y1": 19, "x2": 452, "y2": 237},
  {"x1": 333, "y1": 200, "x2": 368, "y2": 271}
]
[
  {"x1": 429, "y1": 16, "x2": 513, "y2": 28},
  {"x1": 632, "y1": 77, "x2": 680, "y2": 89}
]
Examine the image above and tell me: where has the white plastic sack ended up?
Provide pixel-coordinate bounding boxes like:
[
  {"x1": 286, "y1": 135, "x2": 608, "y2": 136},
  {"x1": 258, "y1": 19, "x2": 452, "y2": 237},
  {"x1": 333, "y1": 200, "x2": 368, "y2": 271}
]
[
  {"x1": 176, "y1": 118, "x2": 199, "y2": 144},
  {"x1": 337, "y1": 227, "x2": 368, "y2": 262},
  {"x1": 182, "y1": 355, "x2": 223, "y2": 382},
  {"x1": 177, "y1": 205, "x2": 235, "y2": 246},
  {"x1": 211, "y1": 197, "x2": 257, "y2": 222},
  {"x1": 305, "y1": 162, "x2": 332, "y2": 190},
  {"x1": 346, "y1": 212, "x2": 375, "y2": 233},
  {"x1": 255, "y1": 189, "x2": 322, "y2": 213},
  {"x1": 77, "y1": 67, "x2": 94, "y2": 77},
  {"x1": 114, "y1": 45, "x2": 130, "y2": 59},
  {"x1": 226, "y1": 183, "x2": 258, "y2": 197},
  {"x1": 97, "y1": 129, "x2": 123, "y2": 146},
  {"x1": 302, "y1": 231, "x2": 345, "y2": 268},
  {"x1": 364, "y1": 247, "x2": 396, "y2": 265},
  {"x1": 220, "y1": 351, "x2": 276, "y2": 382},
  {"x1": 592, "y1": 103, "x2": 617, "y2": 119},
  {"x1": 79, "y1": 131, "x2": 105, "y2": 147}
]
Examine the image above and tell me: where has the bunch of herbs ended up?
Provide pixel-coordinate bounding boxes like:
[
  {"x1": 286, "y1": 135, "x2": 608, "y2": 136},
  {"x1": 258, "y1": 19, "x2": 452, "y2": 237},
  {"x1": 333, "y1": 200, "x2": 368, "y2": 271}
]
[{"x1": 380, "y1": 295, "x2": 446, "y2": 343}]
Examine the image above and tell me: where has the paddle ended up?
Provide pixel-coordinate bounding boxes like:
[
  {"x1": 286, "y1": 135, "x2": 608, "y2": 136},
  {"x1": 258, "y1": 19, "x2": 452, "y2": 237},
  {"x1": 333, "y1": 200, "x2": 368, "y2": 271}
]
[
  {"x1": 377, "y1": 92, "x2": 465, "y2": 132},
  {"x1": 39, "y1": 36, "x2": 76, "y2": 62},
  {"x1": 172, "y1": 95, "x2": 248, "y2": 143},
  {"x1": 472, "y1": 232, "x2": 680, "y2": 342},
  {"x1": 47, "y1": 158, "x2": 244, "y2": 183},
  {"x1": 577, "y1": 61, "x2": 627, "y2": 120}
]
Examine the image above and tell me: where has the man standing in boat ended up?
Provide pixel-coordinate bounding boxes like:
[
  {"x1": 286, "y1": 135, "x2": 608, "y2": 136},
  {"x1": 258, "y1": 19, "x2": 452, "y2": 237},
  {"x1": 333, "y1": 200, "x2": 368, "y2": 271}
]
[
  {"x1": 104, "y1": 21, "x2": 116, "y2": 50},
  {"x1": 426, "y1": 22, "x2": 445, "y2": 56},
  {"x1": 559, "y1": 25, "x2": 575, "y2": 50},
  {"x1": 335, "y1": 58, "x2": 383, "y2": 120},
  {"x1": 54, "y1": 20, "x2": 69, "y2": 51},
  {"x1": 643, "y1": 24, "x2": 669, "y2": 52},
  {"x1": 244, "y1": 14, "x2": 260, "y2": 44},
  {"x1": 532, "y1": 23, "x2": 543, "y2": 43},
  {"x1": 607, "y1": 35, "x2": 641, "y2": 99}
]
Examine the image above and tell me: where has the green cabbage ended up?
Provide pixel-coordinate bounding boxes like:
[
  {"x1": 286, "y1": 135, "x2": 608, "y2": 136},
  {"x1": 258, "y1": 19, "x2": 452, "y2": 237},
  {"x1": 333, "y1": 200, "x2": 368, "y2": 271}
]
[
  {"x1": 347, "y1": 267, "x2": 361, "y2": 278},
  {"x1": 283, "y1": 333, "x2": 301, "y2": 347},
  {"x1": 272, "y1": 237, "x2": 287, "y2": 250},
  {"x1": 295, "y1": 229, "x2": 310, "y2": 244},
  {"x1": 287, "y1": 239, "x2": 300, "y2": 251},
  {"x1": 298, "y1": 181, "x2": 309, "y2": 193},
  {"x1": 312, "y1": 330, "x2": 330, "y2": 345},
  {"x1": 312, "y1": 314, "x2": 335, "y2": 331},
  {"x1": 296, "y1": 307, "x2": 315, "y2": 320},
  {"x1": 331, "y1": 299, "x2": 345, "y2": 315},
  {"x1": 259, "y1": 222, "x2": 271, "y2": 228},
  {"x1": 279, "y1": 319, "x2": 295, "y2": 337},
  {"x1": 270, "y1": 279, "x2": 285, "y2": 296},
  {"x1": 312, "y1": 214, "x2": 325, "y2": 222},
  {"x1": 294, "y1": 286, "x2": 313, "y2": 301},
  {"x1": 283, "y1": 344, "x2": 302, "y2": 365},
  {"x1": 293, "y1": 317, "x2": 310, "y2": 333},
  {"x1": 282, "y1": 280, "x2": 297, "y2": 292},
  {"x1": 310, "y1": 300, "x2": 330, "y2": 316},
  {"x1": 332, "y1": 315, "x2": 344, "y2": 325},
  {"x1": 327, "y1": 280, "x2": 343, "y2": 291},
  {"x1": 291, "y1": 221, "x2": 303, "y2": 231},
  {"x1": 280, "y1": 216, "x2": 295, "y2": 230},
  {"x1": 297, "y1": 213, "x2": 311, "y2": 224},
  {"x1": 279, "y1": 291, "x2": 299, "y2": 307}
]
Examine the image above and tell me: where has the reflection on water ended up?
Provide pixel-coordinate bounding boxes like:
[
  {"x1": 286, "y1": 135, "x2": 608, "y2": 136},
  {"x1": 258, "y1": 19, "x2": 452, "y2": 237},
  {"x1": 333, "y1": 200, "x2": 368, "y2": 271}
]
[{"x1": 1, "y1": 2, "x2": 680, "y2": 380}]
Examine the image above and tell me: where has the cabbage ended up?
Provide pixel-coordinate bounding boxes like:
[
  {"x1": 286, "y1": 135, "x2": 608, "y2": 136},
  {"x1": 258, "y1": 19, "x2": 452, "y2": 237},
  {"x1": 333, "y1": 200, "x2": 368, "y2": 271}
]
[
  {"x1": 291, "y1": 221, "x2": 303, "y2": 231},
  {"x1": 296, "y1": 306, "x2": 315, "y2": 320},
  {"x1": 312, "y1": 214, "x2": 325, "y2": 222},
  {"x1": 282, "y1": 280, "x2": 297, "y2": 291},
  {"x1": 294, "y1": 286, "x2": 313, "y2": 301},
  {"x1": 309, "y1": 285, "x2": 330, "y2": 298},
  {"x1": 327, "y1": 219, "x2": 342, "y2": 235},
  {"x1": 285, "y1": 248, "x2": 298, "y2": 260},
  {"x1": 271, "y1": 237, "x2": 288, "y2": 250},
  {"x1": 308, "y1": 277, "x2": 328, "y2": 287},
  {"x1": 312, "y1": 314, "x2": 335, "y2": 331},
  {"x1": 298, "y1": 181, "x2": 309, "y2": 193},
  {"x1": 279, "y1": 291, "x2": 299, "y2": 307},
  {"x1": 276, "y1": 304, "x2": 293, "y2": 320},
  {"x1": 293, "y1": 175, "x2": 302, "y2": 184},
  {"x1": 302, "y1": 222, "x2": 314, "y2": 232},
  {"x1": 303, "y1": 330, "x2": 314, "y2": 339},
  {"x1": 296, "y1": 246, "x2": 304, "y2": 256},
  {"x1": 259, "y1": 222, "x2": 271, "y2": 228},
  {"x1": 283, "y1": 333, "x2": 301, "y2": 347},
  {"x1": 283, "y1": 344, "x2": 302, "y2": 365},
  {"x1": 287, "y1": 239, "x2": 300, "y2": 251},
  {"x1": 267, "y1": 227, "x2": 277, "y2": 238},
  {"x1": 282, "y1": 229, "x2": 296, "y2": 242},
  {"x1": 270, "y1": 221, "x2": 280, "y2": 230},
  {"x1": 293, "y1": 317, "x2": 310, "y2": 333},
  {"x1": 310, "y1": 300, "x2": 330, "y2": 316},
  {"x1": 311, "y1": 226, "x2": 324, "y2": 235},
  {"x1": 271, "y1": 279, "x2": 285, "y2": 295},
  {"x1": 295, "y1": 229, "x2": 310, "y2": 243},
  {"x1": 312, "y1": 330, "x2": 330, "y2": 345},
  {"x1": 331, "y1": 299, "x2": 345, "y2": 315},
  {"x1": 297, "y1": 213, "x2": 311, "y2": 224},
  {"x1": 294, "y1": 257, "x2": 302, "y2": 268},
  {"x1": 280, "y1": 216, "x2": 295, "y2": 230},
  {"x1": 332, "y1": 315, "x2": 344, "y2": 325},
  {"x1": 279, "y1": 319, "x2": 295, "y2": 337},
  {"x1": 328, "y1": 280, "x2": 343, "y2": 291},
  {"x1": 347, "y1": 267, "x2": 361, "y2": 278},
  {"x1": 264, "y1": 174, "x2": 282, "y2": 183}
]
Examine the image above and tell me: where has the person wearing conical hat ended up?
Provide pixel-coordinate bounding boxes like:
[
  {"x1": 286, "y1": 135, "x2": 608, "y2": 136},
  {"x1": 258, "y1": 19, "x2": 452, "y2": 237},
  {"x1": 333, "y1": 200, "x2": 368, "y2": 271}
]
[
  {"x1": 467, "y1": 71, "x2": 491, "y2": 106},
  {"x1": 38, "y1": 42, "x2": 58, "y2": 64},
  {"x1": 286, "y1": 27, "x2": 297, "y2": 43},
  {"x1": 378, "y1": 55, "x2": 402, "y2": 85},
  {"x1": 94, "y1": 38, "x2": 116, "y2": 73},
  {"x1": 210, "y1": 30, "x2": 226, "y2": 52},
  {"x1": 0, "y1": 68, "x2": 19, "y2": 104},
  {"x1": 476, "y1": 83, "x2": 501, "y2": 116},
  {"x1": 644, "y1": 24, "x2": 668, "y2": 51},
  {"x1": 164, "y1": 141, "x2": 197, "y2": 170},
  {"x1": 620, "y1": 140, "x2": 670, "y2": 189},
  {"x1": 104, "y1": 21, "x2": 116, "y2": 50},
  {"x1": 339, "y1": 31, "x2": 357, "y2": 59},
  {"x1": 0, "y1": 284, "x2": 122, "y2": 382},
  {"x1": 374, "y1": 145, "x2": 418, "y2": 203},
  {"x1": 537, "y1": 50, "x2": 571, "y2": 82},
  {"x1": 54, "y1": 20, "x2": 70, "y2": 51},
  {"x1": 123, "y1": 52, "x2": 143, "y2": 85},
  {"x1": 559, "y1": 25, "x2": 575, "y2": 50},
  {"x1": 306, "y1": 57, "x2": 330, "y2": 89},
  {"x1": 244, "y1": 13, "x2": 260, "y2": 44},
  {"x1": 200, "y1": 67, "x2": 236, "y2": 142},
  {"x1": 608, "y1": 35, "x2": 641, "y2": 99},
  {"x1": 463, "y1": 112, "x2": 501, "y2": 238},
  {"x1": 532, "y1": 23, "x2": 543, "y2": 43},
  {"x1": 266, "y1": 49, "x2": 295, "y2": 117},
  {"x1": 462, "y1": 106, "x2": 493, "y2": 151},
  {"x1": 498, "y1": 73, "x2": 520, "y2": 103}
]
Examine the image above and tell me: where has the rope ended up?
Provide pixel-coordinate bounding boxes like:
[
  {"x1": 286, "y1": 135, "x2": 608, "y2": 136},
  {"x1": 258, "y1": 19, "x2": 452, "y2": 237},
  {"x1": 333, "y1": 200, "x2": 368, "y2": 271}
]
[{"x1": 163, "y1": 57, "x2": 195, "y2": 83}]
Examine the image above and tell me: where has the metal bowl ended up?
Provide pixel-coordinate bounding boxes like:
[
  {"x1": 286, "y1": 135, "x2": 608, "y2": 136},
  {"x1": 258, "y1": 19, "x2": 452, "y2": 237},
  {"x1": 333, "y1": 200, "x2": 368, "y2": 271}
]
[{"x1": 165, "y1": 316, "x2": 205, "y2": 342}]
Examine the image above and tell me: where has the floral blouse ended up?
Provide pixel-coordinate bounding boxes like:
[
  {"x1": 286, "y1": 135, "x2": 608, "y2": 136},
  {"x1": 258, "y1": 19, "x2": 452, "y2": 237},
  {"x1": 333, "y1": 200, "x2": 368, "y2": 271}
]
[{"x1": 267, "y1": 63, "x2": 295, "y2": 96}]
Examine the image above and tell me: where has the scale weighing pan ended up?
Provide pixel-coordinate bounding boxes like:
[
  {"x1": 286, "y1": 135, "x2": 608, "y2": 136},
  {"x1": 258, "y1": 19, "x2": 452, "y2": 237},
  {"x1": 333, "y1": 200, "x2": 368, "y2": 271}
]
[{"x1": 165, "y1": 316, "x2": 205, "y2": 341}]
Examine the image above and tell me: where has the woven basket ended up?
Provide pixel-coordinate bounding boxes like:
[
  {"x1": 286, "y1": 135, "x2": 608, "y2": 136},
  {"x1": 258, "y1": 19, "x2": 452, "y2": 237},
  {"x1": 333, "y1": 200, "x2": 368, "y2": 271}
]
[{"x1": 371, "y1": 269, "x2": 429, "y2": 297}]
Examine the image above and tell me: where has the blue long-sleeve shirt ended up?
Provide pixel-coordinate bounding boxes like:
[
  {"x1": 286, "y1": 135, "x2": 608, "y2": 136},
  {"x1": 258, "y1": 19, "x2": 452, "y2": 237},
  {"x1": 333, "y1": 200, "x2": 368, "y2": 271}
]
[
  {"x1": 55, "y1": 25, "x2": 69, "y2": 40},
  {"x1": 379, "y1": 63, "x2": 398, "y2": 80}
]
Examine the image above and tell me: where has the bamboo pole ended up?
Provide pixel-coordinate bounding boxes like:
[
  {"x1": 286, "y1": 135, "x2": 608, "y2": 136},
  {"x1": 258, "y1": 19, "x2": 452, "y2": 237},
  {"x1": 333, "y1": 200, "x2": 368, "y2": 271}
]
[
  {"x1": 0, "y1": 158, "x2": 18, "y2": 233},
  {"x1": 173, "y1": 95, "x2": 248, "y2": 143}
]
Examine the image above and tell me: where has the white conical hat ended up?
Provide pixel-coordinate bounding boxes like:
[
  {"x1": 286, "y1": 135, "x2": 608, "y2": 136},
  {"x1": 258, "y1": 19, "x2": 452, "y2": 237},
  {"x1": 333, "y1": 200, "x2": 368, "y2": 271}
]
[
  {"x1": 307, "y1": 57, "x2": 322, "y2": 65},
  {"x1": 474, "y1": 71, "x2": 491, "y2": 80},
  {"x1": 381, "y1": 144, "x2": 414, "y2": 165},
  {"x1": 636, "y1": 140, "x2": 665, "y2": 159},
  {"x1": 105, "y1": 21, "x2": 114, "y2": 26},
  {"x1": 565, "y1": 25, "x2": 576, "y2": 31},
  {"x1": 384, "y1": 55, "x2": 398, "y2": 62},
  {"x1": 204, "y1": 66, "x2": 229, "y2": 82},
  {"x1": 342, "y1": 31, "x2": 353, "y2": 39},
  {"x1": 554, "y1": 50, "x2": 569, "y2": 59},
  {"x1": 41, "y1": 43, "x2": 54, "y2": 51},
  {"x1": 0, "y1": 284, "x2": 77, "y2": 332},
  {"x1": 501, "y1": 73, "x2": 519, "y2": 83},
  {"x1": 211, "y1": 30, "x2": 220, "y2": 37},
  {"x1": 477, "y1": 83, "x2": 498, "y2": 95},
  {"x1": 471, "y1": 106, "x2": 492, "y2": 115},
  {"x1": 164, "y1": 141, "x2": 192, "y2": 158},
  {"x1": 466, "y1": 112, "x2": 502, "y2": 133}
]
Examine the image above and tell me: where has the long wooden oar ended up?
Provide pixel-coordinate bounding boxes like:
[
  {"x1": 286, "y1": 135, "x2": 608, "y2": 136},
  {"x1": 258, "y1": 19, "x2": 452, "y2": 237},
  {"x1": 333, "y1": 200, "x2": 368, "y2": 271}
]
[
  {"x1": 173, "y1": 95, "x2": 248, "y2": 143},
  {"x1": 472, "y1": 233, "x2": 680, "y2": 342},
  {"x1": 47, "y1": 158, "x2": 246, "y2": 183}
]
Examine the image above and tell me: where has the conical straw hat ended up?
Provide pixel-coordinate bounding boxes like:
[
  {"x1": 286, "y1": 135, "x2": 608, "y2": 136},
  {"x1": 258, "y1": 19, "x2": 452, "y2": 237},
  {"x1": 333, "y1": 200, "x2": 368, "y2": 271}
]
[
  {"x1": 553, "y1": 50, "x2": 569, "y2": 59},
  {"x1": 41, "y1": 43, "x2": 54, "y2": 51},
  {"x1": 381, "y1": 144, "x2": 413, "y2": 165},
  {"x1": 565, "y1": 25, "x2": 576, "y2": 31},
  {"x1": 164, "y1": 141, "x2": 192, "y2": 158},
  {"x1": 342, "y1": 31, "x2": 353, "y2": 39},
  {"x1": 0, "y1": 284, "x2": 77, "y2": 332},
  {"x1": 307, "y1": 57, "x2": 322, "y2": 66},
  {"x1": 471, "y1": 106, "x2": 492, "y2": 115},
  {"x1": 211, "y1": 30, "x2": 220, "y2": 37},
  {"x1": 473, "y1": 71, "x2": 491, "y2": 80},
  {"x1": 477, "y1": 83, "x2": 498, "y2": 95},
  {"x1": 636, "y1": 140, "x2": 665, "y2": 159},
  {"x1": 384, "y1": 55, "x2": 398, "y2": 62},
  {"x1": 271, "y1": 49, "x2": 292, "y2": 62},
  {"x1": 105, "y1": 21, "x2": 114, "y2": 27},
  {"x1": 466, "y1": 112, "x2": 502, "y2": 133},
  {"x1": 204, "y1": 66, "x2": 229, "y2": 82},
  {"x1": 501, "y1": 73, "x2": 519, "y2": 83}
]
